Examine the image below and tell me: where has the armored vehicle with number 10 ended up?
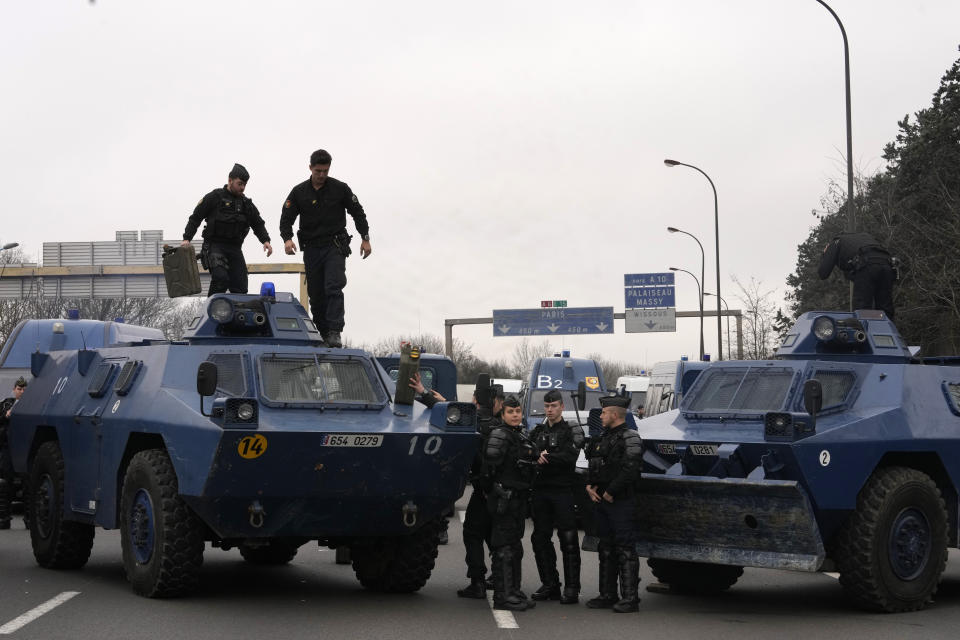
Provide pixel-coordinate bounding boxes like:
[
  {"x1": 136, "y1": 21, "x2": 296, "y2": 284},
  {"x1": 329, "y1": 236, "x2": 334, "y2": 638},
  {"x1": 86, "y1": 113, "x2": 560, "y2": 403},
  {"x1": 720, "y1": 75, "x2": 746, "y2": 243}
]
[{"x1": 4, "y1": 290, "x2": 478, "y2": 597}]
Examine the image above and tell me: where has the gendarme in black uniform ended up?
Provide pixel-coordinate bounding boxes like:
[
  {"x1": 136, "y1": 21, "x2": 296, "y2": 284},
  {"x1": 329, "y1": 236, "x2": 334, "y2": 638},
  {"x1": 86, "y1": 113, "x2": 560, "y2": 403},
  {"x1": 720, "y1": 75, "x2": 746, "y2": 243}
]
[
  {"x1": 528, "y1": 389, "x2": 585, "y2": 604},
  {"x1": 280, "y1": 174, "x2": 369, "y2": 342},
  {"x1": 585, "y1": 395, "x2": 642, "y2": 613},
  {"x1": 483, "y1": 396, "x2": 539, "y2": 611},
  {"x1": 0, "y1": 377, "x2": 28, "y2": 530},
  {"x1": 456, "y1": 386, "x2": 503, "y2": 599},
  {"x1": 183, "y1": 164, "x2": 271, "y2": 296},
  {"x1": 818, "y1": 231, "x2": 896, "y2": 320}
]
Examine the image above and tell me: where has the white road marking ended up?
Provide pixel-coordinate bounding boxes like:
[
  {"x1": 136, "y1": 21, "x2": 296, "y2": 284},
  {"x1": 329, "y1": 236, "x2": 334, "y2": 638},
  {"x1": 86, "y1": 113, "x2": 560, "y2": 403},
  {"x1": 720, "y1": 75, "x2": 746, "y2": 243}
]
[
  {"x1": 486, "y1": 592, "x2": 519, "y2": 629},
  {"x1": 824, "y1": 572, "x2": 840, "y2": 580},
  {"x1": 0, "y1": 591, "x2": 80, "y2": 635},
  {"x1": 458, "y1": 509, "x2": 466, "y2": 523}
]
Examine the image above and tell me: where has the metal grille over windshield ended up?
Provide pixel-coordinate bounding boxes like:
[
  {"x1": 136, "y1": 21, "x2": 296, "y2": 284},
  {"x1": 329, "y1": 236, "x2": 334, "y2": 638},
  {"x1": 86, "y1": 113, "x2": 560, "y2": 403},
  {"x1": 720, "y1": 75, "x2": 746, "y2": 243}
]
[
  {"x1": 685, "y1": 367, "x2": 796, "y2": 413},
  {"x1": 260, "y1": 356, "x2": 382, "y2": 404}
]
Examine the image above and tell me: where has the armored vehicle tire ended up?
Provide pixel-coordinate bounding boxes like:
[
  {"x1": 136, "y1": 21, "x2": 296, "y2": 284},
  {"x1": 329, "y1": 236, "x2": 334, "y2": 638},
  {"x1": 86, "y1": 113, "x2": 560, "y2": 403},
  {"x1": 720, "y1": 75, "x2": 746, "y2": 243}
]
[
  {"x1": 351, "y1": 519, "x2": 441, "y2": 593},
  {"x1": 28, "y1": 441, "x2": 95, "y2": 569},
  {"x1": 647, "y1": 559, "x2": 743, "y2": 594},
  {"x1": 834, "y1": 466, "x2": 948, "y2": 613},
  {"x1": 239, "y1": 540, "x2": 302, "y2": 565},
  {"x1": 120, "y1": 449, "x2": 205, "y2": 598}
]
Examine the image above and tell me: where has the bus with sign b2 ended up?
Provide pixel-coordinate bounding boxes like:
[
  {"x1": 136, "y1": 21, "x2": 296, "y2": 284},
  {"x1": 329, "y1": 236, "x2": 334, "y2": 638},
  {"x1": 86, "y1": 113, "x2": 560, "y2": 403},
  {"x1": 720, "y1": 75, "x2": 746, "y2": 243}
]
[{"x1": 522, "y1": 351, "x2": 607, "y2": 427}]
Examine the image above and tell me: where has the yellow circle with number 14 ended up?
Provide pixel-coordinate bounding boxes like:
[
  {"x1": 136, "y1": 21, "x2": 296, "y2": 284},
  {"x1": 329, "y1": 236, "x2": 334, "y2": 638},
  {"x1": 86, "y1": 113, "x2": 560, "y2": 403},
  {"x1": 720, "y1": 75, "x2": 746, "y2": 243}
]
[{"x1": 237, "y1": 434, "x2": 268, "y2": 459}]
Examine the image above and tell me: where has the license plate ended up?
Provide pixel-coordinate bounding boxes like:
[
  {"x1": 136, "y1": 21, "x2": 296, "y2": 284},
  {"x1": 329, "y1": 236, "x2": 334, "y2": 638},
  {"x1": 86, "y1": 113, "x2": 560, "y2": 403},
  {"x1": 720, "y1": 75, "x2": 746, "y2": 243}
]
[
  {"x1": 320, "y1": 434, "x2": 383, "y2": 447},
  {"x1": 656, "y1": 443, "x2": 677, "y2": 455},
  {"x1": 689, "y1": 444, "x2": 718, "y2": 456}
]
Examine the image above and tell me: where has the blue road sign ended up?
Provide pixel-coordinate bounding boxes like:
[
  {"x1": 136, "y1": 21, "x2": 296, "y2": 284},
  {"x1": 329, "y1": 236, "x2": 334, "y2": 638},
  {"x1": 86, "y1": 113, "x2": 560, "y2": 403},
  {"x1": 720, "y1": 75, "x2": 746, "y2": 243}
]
[
  {"x1": 624, "y1": 272, "x2": 675, "y2": 287},
  {"x1": 493, "y1": 307, "x2": 615, "y2": 337},
  {"x1": 624, "y1": 286, "x2": 675, "y2": 309}
]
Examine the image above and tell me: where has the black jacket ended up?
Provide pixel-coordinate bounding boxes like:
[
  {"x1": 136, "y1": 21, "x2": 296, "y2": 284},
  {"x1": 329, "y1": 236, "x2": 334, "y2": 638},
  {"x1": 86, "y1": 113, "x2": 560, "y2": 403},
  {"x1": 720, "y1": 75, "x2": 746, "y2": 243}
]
[
  {"x1": 485, "y1": 424, "x2": 539, "y2": 491},
  {"x1": 586, "y1": 424, "x2": 642, "y2": 498},
  {"x1": 818, "y1": 232, "x2": 890, "y2": 281},
  {"x1": 184, "y1": 186, "x2": 270, "y2": 246},
  {"x1": 280, "y1": 177, "x2": 369, "y2": 246},
  {"x1": 529, "y1": 418, "x2": 583, "y2": 488}
]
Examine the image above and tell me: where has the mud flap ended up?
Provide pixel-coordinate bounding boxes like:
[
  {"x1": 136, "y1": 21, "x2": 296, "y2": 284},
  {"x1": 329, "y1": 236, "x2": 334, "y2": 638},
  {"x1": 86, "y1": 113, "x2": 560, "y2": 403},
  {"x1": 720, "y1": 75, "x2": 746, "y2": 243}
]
[{"x1": 635, "y1": 474, "x2": 825, "y2": 571}]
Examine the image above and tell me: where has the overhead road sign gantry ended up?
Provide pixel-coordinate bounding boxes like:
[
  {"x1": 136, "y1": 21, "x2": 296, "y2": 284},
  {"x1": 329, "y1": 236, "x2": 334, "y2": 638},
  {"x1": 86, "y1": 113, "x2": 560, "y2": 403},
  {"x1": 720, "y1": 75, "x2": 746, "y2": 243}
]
[{"x1": 492, "y1": 307, "x2": 614, "y2": 336}]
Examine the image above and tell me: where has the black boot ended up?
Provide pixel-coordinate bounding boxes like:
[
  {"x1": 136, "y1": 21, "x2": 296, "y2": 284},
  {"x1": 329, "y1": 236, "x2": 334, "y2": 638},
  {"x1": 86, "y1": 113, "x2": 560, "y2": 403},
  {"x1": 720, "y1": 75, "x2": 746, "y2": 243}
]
[
  {"x1": 612, "y1": 546, "x2": 640, "y2": 613},
  {"x1": 559, "y1": 529, "x2": 581, "y2": 604},
  {"x1": 585, "y1": 542, "x2": 619, "y2": 608},
  {"x1": 531, "y1": 544, "x2": 561, "y2": 601},
  {"x1": 457, "y1": 577, "x2": 487, "y2": 599},
  {"x1": 492, "y1": 547, "x2": 529, "y2": 611},
  {"x1": 511, "y1": 543, "x2": 533, "y2": 607},
  {"x1": 0, "y1": 478, "x2": 10, "y2": 530}
]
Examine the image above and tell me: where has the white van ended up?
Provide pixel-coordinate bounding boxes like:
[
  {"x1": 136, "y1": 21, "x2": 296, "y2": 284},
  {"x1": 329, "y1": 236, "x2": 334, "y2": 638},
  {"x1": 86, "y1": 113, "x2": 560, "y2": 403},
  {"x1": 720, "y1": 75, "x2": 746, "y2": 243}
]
[{"x1": 616, "y1": 374, "x2": 650, "y2": 417}]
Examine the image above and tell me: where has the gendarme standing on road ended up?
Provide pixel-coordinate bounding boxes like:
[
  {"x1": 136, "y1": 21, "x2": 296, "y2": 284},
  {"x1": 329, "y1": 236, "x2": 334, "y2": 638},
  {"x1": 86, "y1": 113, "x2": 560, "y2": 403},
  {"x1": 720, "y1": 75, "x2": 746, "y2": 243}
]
[
  {"x1": 280, "y1": 149, "x2": 371, "y2": 348},
  {"x1": 182, "y1": 163, "x2": 273, "y2": 296}
]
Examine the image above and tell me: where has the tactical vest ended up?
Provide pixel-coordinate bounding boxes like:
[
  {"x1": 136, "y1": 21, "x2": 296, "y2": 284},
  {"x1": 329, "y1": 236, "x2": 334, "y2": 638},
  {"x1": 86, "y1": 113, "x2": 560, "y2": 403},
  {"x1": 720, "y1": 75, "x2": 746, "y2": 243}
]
[{"x1": 206, "y1": 193, "x2": 250, "y2": 244}]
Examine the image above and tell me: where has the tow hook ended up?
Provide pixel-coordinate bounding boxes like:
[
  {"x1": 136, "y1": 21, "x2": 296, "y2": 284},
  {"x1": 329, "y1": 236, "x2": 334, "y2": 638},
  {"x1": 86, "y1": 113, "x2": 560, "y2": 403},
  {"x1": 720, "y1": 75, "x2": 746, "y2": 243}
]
[
  {"x1": 248, "y1": 500, "x2": 266, "y2": 528},
  {"x1": 402, "y1": 501, "x2": 418, "y2": 528}
]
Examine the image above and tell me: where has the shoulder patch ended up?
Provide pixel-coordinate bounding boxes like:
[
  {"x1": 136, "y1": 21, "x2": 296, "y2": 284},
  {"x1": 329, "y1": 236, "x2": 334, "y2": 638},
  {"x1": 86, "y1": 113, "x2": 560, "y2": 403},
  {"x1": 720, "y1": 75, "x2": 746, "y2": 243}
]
[
  {"x1": 284, "y1": 199, "x2": 291, "y2": 209},
  {"x1": 352, "y1": 194, "x2": 359, "y2": 203}
]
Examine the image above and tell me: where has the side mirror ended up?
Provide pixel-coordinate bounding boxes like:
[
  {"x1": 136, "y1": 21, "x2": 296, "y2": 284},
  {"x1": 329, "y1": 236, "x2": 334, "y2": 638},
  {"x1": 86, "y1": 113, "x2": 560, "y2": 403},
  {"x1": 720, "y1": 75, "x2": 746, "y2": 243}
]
[
  {"x1": 197, "y1": 361, "x2": 218, "y2": 397},
  {"x1": 803, "y1": 379, "x2": 823, "y2": 416},
  {"x1": 576, "y1": 381, "x2": 586, "y2": 411}
]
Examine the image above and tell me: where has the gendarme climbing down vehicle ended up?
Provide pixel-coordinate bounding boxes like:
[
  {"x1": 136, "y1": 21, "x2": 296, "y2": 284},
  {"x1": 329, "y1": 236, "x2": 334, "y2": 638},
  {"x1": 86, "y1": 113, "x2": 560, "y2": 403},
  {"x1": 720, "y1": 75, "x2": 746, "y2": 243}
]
[
  {"x1": 4, "y1": 290, "x2": 477, "y2": 597},
  {"x1": 636, "y1": 309, "x2": 960, "y2": 612}
]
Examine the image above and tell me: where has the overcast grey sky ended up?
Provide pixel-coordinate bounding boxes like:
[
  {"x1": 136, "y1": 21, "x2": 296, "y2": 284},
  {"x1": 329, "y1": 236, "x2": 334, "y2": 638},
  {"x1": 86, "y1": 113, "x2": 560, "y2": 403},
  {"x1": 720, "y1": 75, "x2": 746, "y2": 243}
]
[{"x1": 2, "y1": 1, "x2": 958, "y2": 368}]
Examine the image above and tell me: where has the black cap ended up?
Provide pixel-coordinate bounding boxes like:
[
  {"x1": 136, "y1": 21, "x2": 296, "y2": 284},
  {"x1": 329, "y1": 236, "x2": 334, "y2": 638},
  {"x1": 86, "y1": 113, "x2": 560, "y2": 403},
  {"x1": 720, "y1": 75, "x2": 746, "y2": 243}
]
[
  {"x1": 229, "y1": 163, "x2": 249, "y2": 182},
  {"x1": 14, "y1": 376, "x2": 27, "y2": 388},
  {"x1": 502, "y1": 394, "x2": 521, "y2": 408},
  {"x1": 599, "y1": 395, "x2": 629, "y2": 408}
]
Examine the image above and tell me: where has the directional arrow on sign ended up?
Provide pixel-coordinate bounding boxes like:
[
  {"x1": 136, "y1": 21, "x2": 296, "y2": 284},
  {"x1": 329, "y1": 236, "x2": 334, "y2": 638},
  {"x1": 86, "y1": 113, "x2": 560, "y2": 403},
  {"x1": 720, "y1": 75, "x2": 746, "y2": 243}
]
[
  {"x1": 498, "y1": 324, "x2": 511, "y2": 334},
  {"x1": 547, "y1": 324, "x2": 559, "y2": 332},
  {"x1": 645, "y1": 321, "x2": 657, "y2": 330},
  {"x1": 596, "y1": 322, "x2": 608, "y2": 331}
]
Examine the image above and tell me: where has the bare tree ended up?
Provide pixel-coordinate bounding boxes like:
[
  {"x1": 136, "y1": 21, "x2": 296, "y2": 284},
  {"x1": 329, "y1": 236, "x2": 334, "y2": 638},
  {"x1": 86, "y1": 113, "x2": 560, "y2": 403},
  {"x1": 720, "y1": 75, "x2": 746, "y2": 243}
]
[
  {"x1": 731, "y1": 275, "x2": 781, "y2": 360},
  {"x1": 509, "y1": 338, "x2": 554, "y2": 379}
]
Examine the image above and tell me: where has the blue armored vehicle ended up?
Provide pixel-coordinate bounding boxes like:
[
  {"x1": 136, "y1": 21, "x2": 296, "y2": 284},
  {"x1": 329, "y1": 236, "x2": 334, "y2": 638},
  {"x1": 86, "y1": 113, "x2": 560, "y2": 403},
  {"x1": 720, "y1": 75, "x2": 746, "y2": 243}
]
[
  {"x1": 636, "y1": 310, "x2": 960, "y2": 612},
  {"x1": 4, "y1": 291, "x2": 478, "y2": 597}
]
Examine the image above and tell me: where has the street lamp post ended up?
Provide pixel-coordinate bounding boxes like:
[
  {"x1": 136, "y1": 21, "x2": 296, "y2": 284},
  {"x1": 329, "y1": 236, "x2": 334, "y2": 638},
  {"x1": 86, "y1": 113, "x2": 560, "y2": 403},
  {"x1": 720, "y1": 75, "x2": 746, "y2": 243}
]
[
  {"x1": 670, "y1": 266, "x2": 704, "y2": 360},
  {"x1": 664, "y1": 159, "x2": 722, "y2": 359},
  {"x1": 704, "y1": 292, "x2": 731, "y2": 359},
  {"x1": 814, "y1": 0, "x2": 855, "y2": 233},
  {"x1": 0, "y1": 242, "x2": 20, "y2": 281},
  {"x1": 667, "y1": 226, "x2": 705, "y2": 361}
]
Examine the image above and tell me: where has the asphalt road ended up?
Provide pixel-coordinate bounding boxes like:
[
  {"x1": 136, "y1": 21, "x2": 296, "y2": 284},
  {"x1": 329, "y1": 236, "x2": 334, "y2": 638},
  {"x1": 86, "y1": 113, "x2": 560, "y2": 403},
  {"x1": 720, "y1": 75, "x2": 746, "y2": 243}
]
[{"x1": 3, "y1": 499, "x2": 960, "y2": 640}]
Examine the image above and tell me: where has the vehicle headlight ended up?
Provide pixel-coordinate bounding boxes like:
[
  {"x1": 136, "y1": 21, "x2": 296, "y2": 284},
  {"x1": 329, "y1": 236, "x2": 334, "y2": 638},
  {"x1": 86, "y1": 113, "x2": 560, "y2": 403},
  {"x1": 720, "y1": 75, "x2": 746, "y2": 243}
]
[
  {"x1": 237, "y1": 402, "x2": 255, "y2": 421},
  {"x1": 447, "y1": 406, "x2": 462, "y2": 425},
  {"x1": 812, "y1": 315, "x2": 836, "y2": 341},
  {"x1": 209, "y1": 298, "x2": 234, "y2": 324}
]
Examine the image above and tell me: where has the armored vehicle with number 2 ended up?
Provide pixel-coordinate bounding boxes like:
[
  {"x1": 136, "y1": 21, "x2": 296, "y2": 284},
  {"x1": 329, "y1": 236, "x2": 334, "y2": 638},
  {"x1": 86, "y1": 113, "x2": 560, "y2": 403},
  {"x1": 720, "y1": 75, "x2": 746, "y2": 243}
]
[
  {"x1": 4, "y1": 290, "x2": 478, "y2": 597},
  {"x1": 636, "y1": 310, "x2": 960, "y2": 612}
]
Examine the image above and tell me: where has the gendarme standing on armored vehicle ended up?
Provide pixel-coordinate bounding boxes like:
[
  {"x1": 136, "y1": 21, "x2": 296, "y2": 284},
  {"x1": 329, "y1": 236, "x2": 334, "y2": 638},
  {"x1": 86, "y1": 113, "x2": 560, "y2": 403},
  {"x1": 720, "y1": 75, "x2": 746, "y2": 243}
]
[
  {"x1": 585, "y1": 394, "x2": 642, "y2": 613},
  {"x1": 280, "y1": 149, "x2": 371, "y2": 348},
  {"x1": 182, "y1": 163, "x2": 273, "y2": 295},
  {"x1": 818, "y1": 231, "x2": 896, "y2": 319}
]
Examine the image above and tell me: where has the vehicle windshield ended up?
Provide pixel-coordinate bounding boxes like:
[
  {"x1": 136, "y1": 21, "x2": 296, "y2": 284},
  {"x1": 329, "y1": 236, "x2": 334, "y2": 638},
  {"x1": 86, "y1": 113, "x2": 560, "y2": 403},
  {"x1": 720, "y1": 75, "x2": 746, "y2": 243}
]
[
  {"x1": 683, "y1": 366, "x2": 796, "y2": 413},
  {"x1": 528, "y1": 389, "x2": 605, "y2": 416},
  {"x1": 259, "y1": 355, "x2": 386, "y2": 405}
]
